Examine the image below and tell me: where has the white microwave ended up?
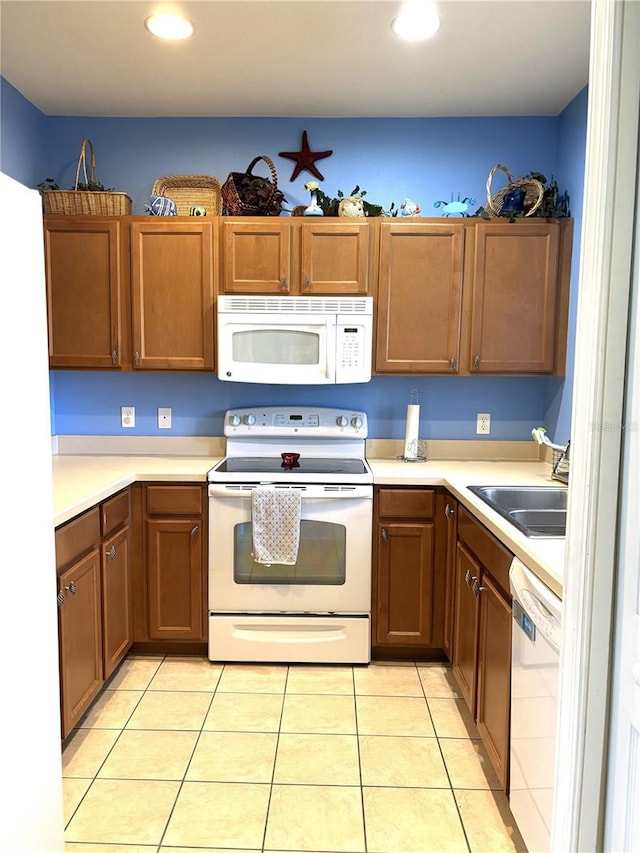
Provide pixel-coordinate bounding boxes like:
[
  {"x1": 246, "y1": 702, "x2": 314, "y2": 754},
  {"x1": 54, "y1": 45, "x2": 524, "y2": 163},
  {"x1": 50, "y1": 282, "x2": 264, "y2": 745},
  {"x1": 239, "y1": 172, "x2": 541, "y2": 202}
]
[{"x1": 216, "y1": 296, "x2": 373, "y2": 384}]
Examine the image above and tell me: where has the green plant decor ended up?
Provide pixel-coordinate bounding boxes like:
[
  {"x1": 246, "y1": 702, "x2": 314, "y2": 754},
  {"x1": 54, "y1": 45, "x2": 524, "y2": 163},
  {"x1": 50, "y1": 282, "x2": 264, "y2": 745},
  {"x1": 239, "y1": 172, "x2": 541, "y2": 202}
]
[
  {"x1": 474, "y1": 173, "x2": 571, "y2": 220},
  {"x1": 37, "y1": 177, "x2": 114, "y2": 192},
  {"x1": 314, "y1": 185, "x2": 385, "y2": 217}
]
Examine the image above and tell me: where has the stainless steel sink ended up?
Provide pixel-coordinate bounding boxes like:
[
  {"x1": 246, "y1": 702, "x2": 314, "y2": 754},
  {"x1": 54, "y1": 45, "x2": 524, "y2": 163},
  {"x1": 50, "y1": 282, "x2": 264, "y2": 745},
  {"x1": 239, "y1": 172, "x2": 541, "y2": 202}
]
[{"x1": 467, "y1": 485, "x2": 568, "y2": 538}]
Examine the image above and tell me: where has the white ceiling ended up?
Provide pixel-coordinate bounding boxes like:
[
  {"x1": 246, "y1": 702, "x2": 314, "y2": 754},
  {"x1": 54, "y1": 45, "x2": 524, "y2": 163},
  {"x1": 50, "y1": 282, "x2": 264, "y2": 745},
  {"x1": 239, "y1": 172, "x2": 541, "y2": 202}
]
[{"x1": 0, "y1": 0, "x2": 591, "y2": 118}]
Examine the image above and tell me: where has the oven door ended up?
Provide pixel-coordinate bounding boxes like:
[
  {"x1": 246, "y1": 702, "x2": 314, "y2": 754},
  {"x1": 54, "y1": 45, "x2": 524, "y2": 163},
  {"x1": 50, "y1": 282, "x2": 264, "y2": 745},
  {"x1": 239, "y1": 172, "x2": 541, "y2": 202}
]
[{"x1": 208, "y1": 483, "x2": 372, "y2": 613}]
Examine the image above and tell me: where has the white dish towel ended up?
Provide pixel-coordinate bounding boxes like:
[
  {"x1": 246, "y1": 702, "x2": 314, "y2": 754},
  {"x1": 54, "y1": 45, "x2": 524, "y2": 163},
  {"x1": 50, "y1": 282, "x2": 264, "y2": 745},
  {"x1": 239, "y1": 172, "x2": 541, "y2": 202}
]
[{"x1": 251, "y1": 485, "x2": 302, "y2": 565}]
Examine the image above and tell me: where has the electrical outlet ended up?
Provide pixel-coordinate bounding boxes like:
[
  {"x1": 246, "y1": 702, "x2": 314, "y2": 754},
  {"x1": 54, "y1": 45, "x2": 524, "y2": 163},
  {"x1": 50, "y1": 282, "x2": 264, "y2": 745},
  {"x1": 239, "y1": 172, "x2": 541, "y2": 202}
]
[
  {"x1": 121, "y1": 406, "x2": 135, "y2": 428},
  {"x1": 158, "y1": 407, "x2": 172, "y2": 429},
  {"x1": 476, "y1": 413, "x2": 491, "y2": 434}
]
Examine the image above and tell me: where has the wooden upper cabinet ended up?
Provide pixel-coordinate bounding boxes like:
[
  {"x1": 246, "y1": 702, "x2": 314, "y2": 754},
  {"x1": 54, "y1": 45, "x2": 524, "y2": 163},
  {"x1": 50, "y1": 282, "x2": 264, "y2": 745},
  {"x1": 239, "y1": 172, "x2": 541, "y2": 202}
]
[
  {"x1": 130, "y1": 220, "x2": 215, "y2": 370},
  {"x1": 299, "y1": 220, "x2": 369, "y2": 294},
  {"x1": 376, "y1": 222, "x2": 464, "y2": 373},
  {"x1": 469, "y1": 221, "x2": 562, "y2": 374},
  {"x1": 44, "y1": 216, "x2": 127, "y2": 368},
  {"x1": 221, "y1": 218, "x2": 370, "y2": 294},
  {"x1": 221, "y1": 219, "x2": 291, "y2": 293}
]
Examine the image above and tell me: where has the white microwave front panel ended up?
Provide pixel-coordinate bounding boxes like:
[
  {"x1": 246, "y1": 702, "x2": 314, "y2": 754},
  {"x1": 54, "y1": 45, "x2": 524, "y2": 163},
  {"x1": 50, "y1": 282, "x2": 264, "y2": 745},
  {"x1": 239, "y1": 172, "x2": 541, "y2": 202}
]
[{"x1": 218, "y1": 316, "x2": 335, "y2": 384}]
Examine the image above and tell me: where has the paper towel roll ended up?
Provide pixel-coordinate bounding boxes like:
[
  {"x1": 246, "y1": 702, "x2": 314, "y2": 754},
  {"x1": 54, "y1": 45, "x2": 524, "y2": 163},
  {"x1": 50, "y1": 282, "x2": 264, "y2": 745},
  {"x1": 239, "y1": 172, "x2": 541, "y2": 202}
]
[{"x1": 403, "y1": 404, "x2": 420, "y2": 459}]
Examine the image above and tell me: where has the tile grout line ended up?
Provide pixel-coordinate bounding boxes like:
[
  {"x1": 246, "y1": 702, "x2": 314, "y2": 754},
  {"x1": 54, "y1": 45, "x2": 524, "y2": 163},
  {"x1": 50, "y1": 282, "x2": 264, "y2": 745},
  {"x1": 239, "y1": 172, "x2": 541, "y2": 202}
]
[
  {"x1": 154, "y1": 659, "x2": 225, "y2": 851},
  {"x1": 63, "y1": 652, "x2": 168, "y2": 835},
  {"x1": 260, "y1": 664, "x2": 290, "y2": 853}
]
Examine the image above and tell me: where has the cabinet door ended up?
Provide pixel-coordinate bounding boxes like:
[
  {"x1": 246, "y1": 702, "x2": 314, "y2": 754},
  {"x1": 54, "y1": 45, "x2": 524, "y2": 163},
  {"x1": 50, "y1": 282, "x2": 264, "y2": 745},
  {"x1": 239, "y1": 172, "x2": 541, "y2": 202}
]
[
  {"x1": 375, "y1": 521, "x2": 435, "y2": 645},
  {"x1": 476, "y1": 572, "x2": 512, "y2": 790},
  {"x1": 146, "y1": 517, "x2": 204, "y2": 640},
  {"x1": 469, "y1": 221, "x2": 560, "y2": 373},
  {"x1": 300, "y1": 221, "x2": 369, "y2": 294},
  {"x1": 57, "y1": 549, "x2": 103, "y2": 738},
  {"x1": 442, "y1": 496, "x2": 458, "y2": 662},
  {"x1": 130, "y1": 221, "x2": 215, "y2": 370},
  {"x1": 452, "y1": 542, "x2": 481, "y2": 715},
  {"x1": 222, "y1": 220, "x2": 291, "y2": 293},
  {"x1": 102, "y1": 525, "x2": 132, "y2": 679},
  {"x1": 376, "y1": 222, "x2": 463, "y2": 373},
  {"x1": 44, "y1": 216, "x2": 127, "y2": 368}
]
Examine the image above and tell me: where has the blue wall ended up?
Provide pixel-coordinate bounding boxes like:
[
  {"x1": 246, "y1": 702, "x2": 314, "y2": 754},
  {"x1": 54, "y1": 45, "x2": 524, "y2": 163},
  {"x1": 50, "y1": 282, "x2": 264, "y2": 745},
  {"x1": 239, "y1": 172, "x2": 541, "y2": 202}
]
[{"x1": 1, "y1": 77, "x2": 587, "y2": 442}]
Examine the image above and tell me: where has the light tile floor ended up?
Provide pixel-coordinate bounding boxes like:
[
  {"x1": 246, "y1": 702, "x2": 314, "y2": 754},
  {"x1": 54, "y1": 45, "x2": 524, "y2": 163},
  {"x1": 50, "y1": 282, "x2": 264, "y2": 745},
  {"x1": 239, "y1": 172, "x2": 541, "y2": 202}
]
[{"x1": 62, "y1": 655, "x2": 527, "y2": 853}]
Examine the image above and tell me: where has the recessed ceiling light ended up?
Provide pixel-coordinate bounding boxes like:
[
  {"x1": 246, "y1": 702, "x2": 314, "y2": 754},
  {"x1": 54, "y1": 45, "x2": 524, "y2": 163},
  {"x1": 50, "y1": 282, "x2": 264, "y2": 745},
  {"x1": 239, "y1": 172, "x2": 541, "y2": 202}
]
[
  {"x1": 391, "y1": 2, "x2": 441, "y2": 41},
  {"x1": 145, "y1": 13, "x2": 193, "y2": 41}
]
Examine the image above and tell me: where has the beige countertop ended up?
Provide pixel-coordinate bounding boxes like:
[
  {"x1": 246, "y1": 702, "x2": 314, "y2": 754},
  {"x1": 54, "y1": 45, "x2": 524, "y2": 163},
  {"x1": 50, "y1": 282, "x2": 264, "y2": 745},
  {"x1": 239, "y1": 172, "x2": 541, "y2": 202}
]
[
  {"x1": 367, "y1": 457, "x2": 565, "y2": 599},
  {"x1": 51, "y1": 445, "x2": 565, "y2": 600}
]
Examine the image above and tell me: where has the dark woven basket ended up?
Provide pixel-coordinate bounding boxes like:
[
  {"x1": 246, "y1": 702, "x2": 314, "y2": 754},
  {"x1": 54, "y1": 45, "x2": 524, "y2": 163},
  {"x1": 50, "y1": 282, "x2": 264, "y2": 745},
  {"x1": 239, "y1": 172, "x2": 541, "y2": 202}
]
[{"x1": 221, "y1": 156, "x2": 285, "y2": 216}]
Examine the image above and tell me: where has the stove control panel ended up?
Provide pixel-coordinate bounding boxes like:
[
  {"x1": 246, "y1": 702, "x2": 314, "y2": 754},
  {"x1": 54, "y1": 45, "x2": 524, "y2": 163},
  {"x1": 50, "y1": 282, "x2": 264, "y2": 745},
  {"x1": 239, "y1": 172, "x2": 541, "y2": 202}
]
[{"x1": 223, "y1": 406, "x2": 368, "y2": 437}]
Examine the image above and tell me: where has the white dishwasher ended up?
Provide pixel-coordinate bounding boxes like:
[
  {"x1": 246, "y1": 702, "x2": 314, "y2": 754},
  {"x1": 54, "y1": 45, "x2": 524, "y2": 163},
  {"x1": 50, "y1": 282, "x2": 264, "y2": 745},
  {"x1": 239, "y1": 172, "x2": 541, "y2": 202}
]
[{"x1": 509, "y1": 557, "x2": 562, "y2": 853}]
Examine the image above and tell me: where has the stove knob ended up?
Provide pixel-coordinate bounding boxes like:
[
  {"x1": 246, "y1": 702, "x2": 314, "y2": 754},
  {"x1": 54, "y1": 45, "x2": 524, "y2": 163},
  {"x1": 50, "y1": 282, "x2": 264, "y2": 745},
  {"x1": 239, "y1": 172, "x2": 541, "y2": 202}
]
[
  {"x1": 336, "y1": 415, "x2": 349, "y2": 427},
  {"x1": 242, "y1": 414, "x2": 256, "y2": 426},
  {"x1": 229, "y1": 414, "x2": 241, "y2": 427},
  {"x1": 351, "y1": 415, "x2": 363, "y2": 429}
]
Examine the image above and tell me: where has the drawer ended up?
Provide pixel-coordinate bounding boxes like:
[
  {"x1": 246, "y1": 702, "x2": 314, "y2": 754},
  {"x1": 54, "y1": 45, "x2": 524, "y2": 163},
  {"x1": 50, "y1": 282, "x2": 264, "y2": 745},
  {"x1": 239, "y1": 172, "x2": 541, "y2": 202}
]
[
  {"x1": 457, "y1": 506, "x2": 512, "y2": 596},
  {"x1": 101, "y1": 488, "x2": 130, "y2": 537},
  {"x1": 145, "y1": 484, "x2": 203, "y2": 515},
  {"x1": 378, "y1": 488, "x2": 435, "y2": 519},
  {"x1": 55, "y1": 507, "x2": 101, "y2": 571}
]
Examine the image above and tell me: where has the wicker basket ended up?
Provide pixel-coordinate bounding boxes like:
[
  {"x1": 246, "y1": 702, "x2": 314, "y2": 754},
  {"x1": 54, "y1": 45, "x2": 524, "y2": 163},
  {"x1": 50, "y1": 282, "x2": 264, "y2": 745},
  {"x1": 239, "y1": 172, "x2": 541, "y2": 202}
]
[
  {"x1": 486, "y1": 164, "x2": 544, "y2": 217},
  {"x1": 221, "y1": 156, "x2": 285, "y2": 216},
  {"x1": 151, "y1": 175, "x2": 222, "y2": 216},
  {"x1": 42, "y1": 138, "x2": 132, "y2": 215}
]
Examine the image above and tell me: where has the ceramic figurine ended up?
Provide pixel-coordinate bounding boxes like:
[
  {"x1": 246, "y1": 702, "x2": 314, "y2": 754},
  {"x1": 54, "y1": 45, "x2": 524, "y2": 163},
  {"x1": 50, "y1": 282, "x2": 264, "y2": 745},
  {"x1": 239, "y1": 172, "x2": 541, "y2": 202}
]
[
  {"x1": 399, "y1": 198, "x2": 420, "y2": 217},
  {"x1": 338, "y1": 196, "x2": 365, "y2": 217},
  {"x1": 303, "y1": 180, "x2": 324, "y2": 216},
  {"x1": 434, "y1": 193, "x2": 476, "y2": 217}
]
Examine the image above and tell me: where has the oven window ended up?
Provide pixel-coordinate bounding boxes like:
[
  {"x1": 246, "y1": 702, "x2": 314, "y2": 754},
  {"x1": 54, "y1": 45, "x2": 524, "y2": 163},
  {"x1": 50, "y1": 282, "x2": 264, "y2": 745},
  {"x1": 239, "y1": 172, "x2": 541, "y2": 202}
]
[
  {"x1": 232, "y1": 329, "x2": 320, "y2": 365},
  {"x1": 233, "y1": 520, "x2": 346, "y2": 584}
]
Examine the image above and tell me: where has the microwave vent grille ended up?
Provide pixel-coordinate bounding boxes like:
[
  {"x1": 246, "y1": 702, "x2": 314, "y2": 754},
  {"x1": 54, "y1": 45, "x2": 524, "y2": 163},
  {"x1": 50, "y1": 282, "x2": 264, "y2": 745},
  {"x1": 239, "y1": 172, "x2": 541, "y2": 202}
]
[{"x1": 219, "y1": 296, "x2": 372, "y2": 315}]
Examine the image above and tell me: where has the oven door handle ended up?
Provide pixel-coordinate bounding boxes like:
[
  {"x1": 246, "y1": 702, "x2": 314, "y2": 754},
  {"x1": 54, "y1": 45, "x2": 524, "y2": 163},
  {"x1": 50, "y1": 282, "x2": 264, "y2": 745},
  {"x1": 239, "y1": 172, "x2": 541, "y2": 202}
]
[{"x1": 208, "y1": 485, "x2": 371, "y2": 500}]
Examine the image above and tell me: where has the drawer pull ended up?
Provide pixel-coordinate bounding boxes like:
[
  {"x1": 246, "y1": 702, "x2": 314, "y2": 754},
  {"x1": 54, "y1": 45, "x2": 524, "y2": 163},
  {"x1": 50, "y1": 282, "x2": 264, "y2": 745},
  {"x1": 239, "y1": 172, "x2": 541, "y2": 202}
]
[
  {"x1": 381, "y1": 528, "x2": 388, "y2": 542},
  {"x1": 106, "y1": 545, "x2": 117, "y2": 560},
  {"x1": 445, "y1": 503, "x2": 455, "y2": 520},
  {"x1": 472, "y1": 578, "x2": 486, "y2": 598},
  {"x1": 190, "y1": 524, "x2": 199, "y2": 541}
]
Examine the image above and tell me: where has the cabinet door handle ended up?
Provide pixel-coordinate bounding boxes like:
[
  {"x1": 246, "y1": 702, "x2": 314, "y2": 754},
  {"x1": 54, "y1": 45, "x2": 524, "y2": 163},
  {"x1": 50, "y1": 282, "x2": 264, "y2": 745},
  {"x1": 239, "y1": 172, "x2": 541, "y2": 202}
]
[
  {"x1": 65, "y1": 580, "x2": 77, "y2": 596},
  {"x1": 280, "y1": 276, "x2": 288, "y2": 291},
  {"x1": 57, "y1": 591, "x2": 65, "y2": 608},
  {"x1": 473, "y1": 355, "x2": 481, "y2": 369},
  {"x1": 303, "y1": 276, "x2": 311, "y2": 291},
  {"x1": 472, "y1": 578, "x2": 486, "y2": 598},
  {"x1": 445, "y1": 503, "x2": 455, "y2": 520},
  {"x1": 111, "y1": 350, "x2": 118, "y2": 364},
  {"x1": 450, "y1": 356, "x2": 458, "y2": 371},
  {"x1": 106, "y1": 545, "x2": 116, "y2": 561},
  {"x1": 381, "y1": 528, "x2": 388, "y2": 542},
  {"x1": 190, "y1": 524, "x2": 199, "y2": 542},
  {"x1": 465, "y1": 569, "x2": 475, "y2": 588}
]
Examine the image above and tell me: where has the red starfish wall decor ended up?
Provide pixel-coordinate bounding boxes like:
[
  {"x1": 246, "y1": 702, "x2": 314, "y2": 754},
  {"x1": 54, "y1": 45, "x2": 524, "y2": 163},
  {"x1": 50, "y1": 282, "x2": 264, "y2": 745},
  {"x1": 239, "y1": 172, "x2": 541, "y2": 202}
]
[{"x1": 279, "y1": 131, "x2": 333, "y2": 182}]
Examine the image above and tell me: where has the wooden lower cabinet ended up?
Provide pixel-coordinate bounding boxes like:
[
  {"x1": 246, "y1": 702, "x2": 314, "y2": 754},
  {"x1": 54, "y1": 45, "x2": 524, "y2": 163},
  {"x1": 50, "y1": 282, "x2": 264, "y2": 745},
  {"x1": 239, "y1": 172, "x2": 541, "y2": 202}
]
[
  {"x1": 133, "y1": 484, "x2": 207, "y2": 647},
  {"x1": 451, "y1": 505, "x2": 513, "y2": 791},
  {"x1": 55, "y1": 489, "x2": 132, "y2": 738},
  {"x1": 372, "y1": 487, "x2": 446, "y2": 659},
  {"x1": 57, "y1": 548, "x2": 103, "y2": 738},
  {"x1": 102, "y1": 524, "x2": 132, "y2": 678}
]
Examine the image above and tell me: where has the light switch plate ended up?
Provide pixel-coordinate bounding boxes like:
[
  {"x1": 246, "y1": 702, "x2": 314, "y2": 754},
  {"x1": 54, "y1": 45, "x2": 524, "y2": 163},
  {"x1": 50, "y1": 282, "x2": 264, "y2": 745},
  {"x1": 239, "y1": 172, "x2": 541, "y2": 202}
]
[{"x1": 158, "y1": 407, "x2": 172, "y2": 429}]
